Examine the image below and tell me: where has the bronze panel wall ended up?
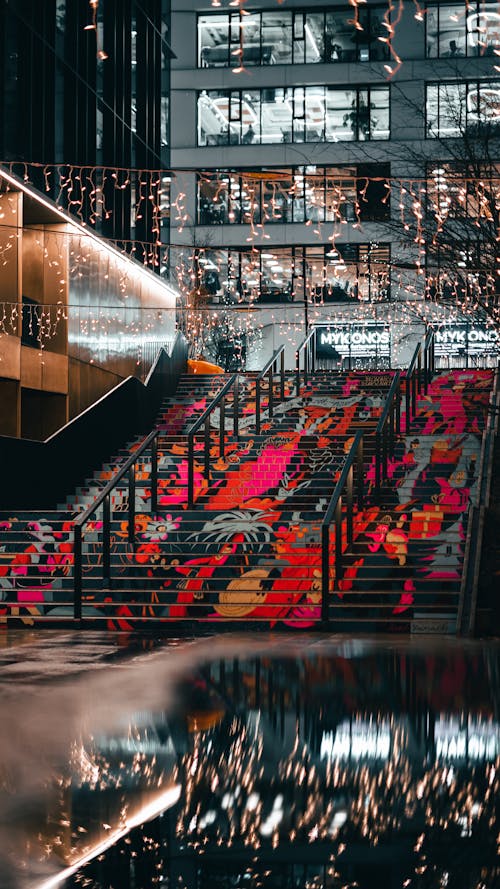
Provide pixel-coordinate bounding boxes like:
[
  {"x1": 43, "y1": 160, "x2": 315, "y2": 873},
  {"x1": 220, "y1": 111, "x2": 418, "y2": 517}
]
[{"x1": 67, "y1": 232, "x2": 176, "y2": 379}]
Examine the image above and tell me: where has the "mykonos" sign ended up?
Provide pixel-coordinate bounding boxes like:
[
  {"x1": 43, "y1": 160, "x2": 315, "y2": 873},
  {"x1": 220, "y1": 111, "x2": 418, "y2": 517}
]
[
  {"x1": 434, "y1": 324, "x2": 499, "y2": 358},
  {"x1": 315, "y1": 322, "x2": 391, "y2": 361}
]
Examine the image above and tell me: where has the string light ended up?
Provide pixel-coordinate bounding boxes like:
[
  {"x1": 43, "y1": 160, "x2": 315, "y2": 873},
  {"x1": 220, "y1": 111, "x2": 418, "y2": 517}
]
[
  {"x1": 1, "y1": 159, "x2": 499, "y2": 367},
  {"x1": 85, "y1": 0, "x2": 108, "y2": 60}
]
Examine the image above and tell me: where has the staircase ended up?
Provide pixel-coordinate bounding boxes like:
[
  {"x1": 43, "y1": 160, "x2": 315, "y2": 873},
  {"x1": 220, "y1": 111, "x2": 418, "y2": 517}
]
[{"x1": 0, "y1": 363, "x2": 496, "y2": 633}]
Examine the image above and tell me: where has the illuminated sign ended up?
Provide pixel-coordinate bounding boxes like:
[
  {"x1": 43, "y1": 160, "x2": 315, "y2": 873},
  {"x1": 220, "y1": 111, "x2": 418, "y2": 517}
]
[
  {"x1": 315, "y1": 322, "x2": 391, "y2": 361},
  {"x1": 434, "y1": 324, "x2": 499, "y2": 358}
]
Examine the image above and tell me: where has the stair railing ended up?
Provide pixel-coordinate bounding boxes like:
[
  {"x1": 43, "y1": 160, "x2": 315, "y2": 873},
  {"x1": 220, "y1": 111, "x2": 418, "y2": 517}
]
[
  {"x1": 424, "y1": 328, "x2": 435, "y2": 388},
  {"x1": 405, "y1": 331, "x2": 435, "y2": 433},
  {"x1": 255, "y1": 346, "x2": 286, "y2": 434},
  {"x1": 73, "y1": 428, "x2": 160, "y2": 621},
  {"x1": 321, "y1": 430, "x2": 364, "y2": 624},
  {"x1": 295, "y1": 330, "x2": 316, "y2": 395},
  {"x1": 374, "y1": 371, "x2": 401, "y2": 503},
  {"x1": 457, "y1": 368, "x2": 500, "y2": 635},
  {"x1": 187, "y1": 374, "x2": 239, "y2": 507},
  {"x1": 405, "y1": 340, "x2": 422, "y2": 433}
]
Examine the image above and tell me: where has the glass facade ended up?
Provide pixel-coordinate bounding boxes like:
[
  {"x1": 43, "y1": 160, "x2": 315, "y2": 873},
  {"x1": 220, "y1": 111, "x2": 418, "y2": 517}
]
[
  {"x1": 427, "y1": 2, "x2": 500, "y2": 57},
  {"x1": 427, "y1": 81, "x2": 500, "y2": 136},
  {"x1": 428, "y1": 163, "x2": 499, "y2": 218},
  {"x1": 198, "y1": 6, "x2": 389, "y2": 67},
  {"x1": 197, "y1": 166, "x2": 390, "y2": 225},
  {"x1": 198, "y1": 87, "x2": 390, "y2": 146},
  {"x1": 0, "y1": 0, "x2": 172, "y2": 254},
  {"x1": 176, "y1": 244, "x2": 390, "y2": 305}
]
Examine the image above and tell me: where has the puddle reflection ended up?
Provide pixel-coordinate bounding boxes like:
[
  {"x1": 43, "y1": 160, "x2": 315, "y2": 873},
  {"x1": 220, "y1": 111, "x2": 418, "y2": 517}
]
[{"x1": 1, "y1": 640, "x2": 499, "y2": 889}]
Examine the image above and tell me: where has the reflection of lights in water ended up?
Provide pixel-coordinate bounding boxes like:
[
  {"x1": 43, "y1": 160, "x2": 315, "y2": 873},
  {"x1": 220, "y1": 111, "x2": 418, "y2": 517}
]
[
  {"x1": 320, "y1": 721, "x2": 391, "y2": 761},
  {"x1": 436, "y1": 717, "x2": 500, "y2": 760},
  {"x1": 36, "y1": 784, "x2": 181, "y2": 889}
]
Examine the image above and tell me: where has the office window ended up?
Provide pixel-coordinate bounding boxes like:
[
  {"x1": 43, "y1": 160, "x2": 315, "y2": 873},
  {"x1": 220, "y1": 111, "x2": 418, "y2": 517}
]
[
  {"x1": 184, "y1": 244, "x2": 390, "y2": 304},
  {"x1": 427, "y1": 81, "x2": 500, "y2": 137},
  {"x1": 198, "y1": 87, "x2": 390, "y2": 146},
  {"x1": 196, "y1": 166, "x2": 390, "y2": 225},
  {"x1": 198, "y1": 7, "x2": 389, "y2": 68},
  {"x1": 427, "y1": 163, "x2": 499, "y2": 219},
  {"x1": 427, "y1": 2, "x2": 500, "y2": 57}
]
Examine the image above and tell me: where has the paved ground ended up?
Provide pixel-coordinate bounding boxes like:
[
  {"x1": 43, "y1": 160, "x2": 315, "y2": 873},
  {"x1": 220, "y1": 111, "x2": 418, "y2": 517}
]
[{"x1": 0, "y1": 630, "x2": 498, "y2": 889}]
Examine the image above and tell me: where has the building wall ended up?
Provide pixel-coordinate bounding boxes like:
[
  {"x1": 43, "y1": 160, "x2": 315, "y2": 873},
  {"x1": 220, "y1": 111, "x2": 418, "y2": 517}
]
[
  {"x1": 0, "y1": 0, "x2": 172, "y2": 251},
  {"x1": 168, "y1": 0, "x2": 499, "y2": 369},
  {"x1": 0, "y1": 175, "x2": 177, "y2": 439}
]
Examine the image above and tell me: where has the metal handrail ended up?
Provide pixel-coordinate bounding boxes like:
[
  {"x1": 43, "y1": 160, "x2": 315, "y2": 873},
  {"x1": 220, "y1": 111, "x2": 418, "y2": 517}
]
[
  {"x1": 295, "y1": 330, "x2": 316, "y2": 395},
  {"x1": 374, "y1": 371, "x2": 401, "y2": 503},
  {"x1": 187, "y1": 374, "x2": 239, "y2": 507},
  {"x1": 321, "y1": 430, "x2": 364, "y2": 624},
  {"x1": 460, "y1": 371, "x2": 500, "y2": 635},
  {"x1": 255, "y1": 346, "x2": 286, "y2": 434},
  {"x1": 405, "y1": 331, "x2": 435, "y2": 433},
  {"x1": 405, "y1": 340, "x2": 423, "y2": 434},
  {"x1": 424, "y1": 329, "x2": 435, "y2": 388},
  {"x1": 73, "y1": 427, "x2": 159, "y2": 621}
]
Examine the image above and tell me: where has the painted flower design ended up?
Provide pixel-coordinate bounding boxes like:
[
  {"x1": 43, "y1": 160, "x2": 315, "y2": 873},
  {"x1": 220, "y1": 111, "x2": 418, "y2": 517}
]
[{"x1": 142, "y1": 514, "x2": 181, "y2": 541}]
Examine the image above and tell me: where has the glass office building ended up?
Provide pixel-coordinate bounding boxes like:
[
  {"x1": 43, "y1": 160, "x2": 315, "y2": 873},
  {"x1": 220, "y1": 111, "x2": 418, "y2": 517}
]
[
  {"x1": 168, "y1": 0, "x2": 500, "y2": 345},
  {"x1": 0, "y1": 0, "x2": 172, "y2": 254}
]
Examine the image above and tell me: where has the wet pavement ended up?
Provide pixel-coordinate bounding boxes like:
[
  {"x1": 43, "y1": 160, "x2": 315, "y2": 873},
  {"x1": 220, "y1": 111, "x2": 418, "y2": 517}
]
[{"x1": 0, "y1": 631, "x2": 499, "y2": 889}]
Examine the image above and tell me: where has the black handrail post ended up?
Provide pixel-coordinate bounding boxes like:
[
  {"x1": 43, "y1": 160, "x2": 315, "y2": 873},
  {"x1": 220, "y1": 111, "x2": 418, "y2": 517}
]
[
  {"x1": 188, "y1": 434, "x2": 194, "y2": 508},
  {"x1": 396, "y1": 380, "x2": 401, "y2": 434},
  {"x1": 417, "y1": 352, "x2": 422, "y2": 393},
  {"x1": 280, "y1": 350, "x2": 285, "y2": 402},
  {"x1": 256, "y1": 379, "x2": 261, "y2": 435},
  {"x1": 389, "y1": 404, "x2": 395, "y2": 462},
  {"x1": 204, "y1": 416, "x2": 211, "y2": 478},
  {"x1": 151, "y1": 434, "x2": 158, "y2": 515},
  {"x1": 128, "y1": 463, "x2": 136, "y2": 545},
  {"x1": 220, "y1": 397, "x2": 225, "y2": 459},
  {"x1": 295, "y1": 349, "x2": 300, "y2": 397},
  {"x1": 346, "y1": 464, "x2": 353, "y2": 547},
  {"x1": 405, "y1": 377, "x2": 411, "y2": 433},
  {"x1": 321, "y1": 524, "x2": 330, "y2": 624},
  {"x1": 375, "y1": 431, "x2": 381, "y2": 504},
  {"x1": 103, "y1": 495, "x2": 111, "y2": 586},
  {"x1": 335, "y1": 498, "x2": 343, "y2": 583},
  {"x1": 74, "y1": 524, "x2": 82, "y2": 622},
  {"x1": 268, "y1": 367, "x2": 274, "y2": 420},
  {"x1": 233, "y1": 376, "x2": 239, "y2": 438},
  {"x1": 357, "y1": 436, "x2": 364, "y2": 509}
]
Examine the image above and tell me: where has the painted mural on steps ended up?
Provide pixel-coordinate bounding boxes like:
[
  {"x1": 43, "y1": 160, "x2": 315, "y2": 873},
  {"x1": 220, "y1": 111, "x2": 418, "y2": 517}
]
[{"x1": 0, "y1": 369, "x2": 494, "y2": 628}]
